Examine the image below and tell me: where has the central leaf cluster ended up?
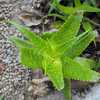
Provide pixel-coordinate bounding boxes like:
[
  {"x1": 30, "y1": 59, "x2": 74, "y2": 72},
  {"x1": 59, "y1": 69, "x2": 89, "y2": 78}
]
[{"x1": 9, "y1": 12, "x2": 100, "y2": 90}]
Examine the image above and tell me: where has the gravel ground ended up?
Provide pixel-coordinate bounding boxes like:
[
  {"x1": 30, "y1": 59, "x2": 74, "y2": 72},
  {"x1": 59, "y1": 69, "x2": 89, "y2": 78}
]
[
  {"x1": 0, "y1": 0, "x2": 33, "y2": 100},
  {"x1": 0, "y1": 0, "x2": 100, "y2": 100},
  {"x1": 37, "y1": 83, "x2": 100, "y2": 100},
  {"x1": 0, "y1": 0, "x2": 48, "y2": 100}
]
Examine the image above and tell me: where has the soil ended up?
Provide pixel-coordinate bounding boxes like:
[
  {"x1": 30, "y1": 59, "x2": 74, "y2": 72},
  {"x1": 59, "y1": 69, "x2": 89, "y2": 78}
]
[{"x1": 0, "y1": 0, "x2": 100, "y2": 100}]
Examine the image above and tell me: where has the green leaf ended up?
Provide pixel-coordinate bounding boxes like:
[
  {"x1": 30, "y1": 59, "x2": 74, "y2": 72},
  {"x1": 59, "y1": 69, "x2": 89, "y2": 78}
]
[
  {"x1": 9, "y1": 20, "x2": 46, "y2": 49},
  {"x1": 9, "y1": 37, "x2": 44, "y2": 70},
  {"x1": 41, "y1": 32, "x2": 55, "y2": 40},
  {"x1": 83, "y1": 21, "x2": 93, "y2": 31},
  {"x1": 42, "y1": 56, "x2": 64, "y2": 90},
  {"x1": 89, "y1": 0, "x2": 96, "y2": 6},
  {"x1": 56, "y1": 4, "x2": 76, "y2": 14},
  {"x1": 56, "y1": 3, "x2": 100, "y2": 15},
  {"x1": 63, "y1": 57, "x2": 100, "y2": 82},
  {"x1": 85, "y1": 0, "x2": 96, "y2": 6},
  {"x1": 58, "y1": 37, "x2": 76, "y2": 56},
  {"x1": 51, "y1": 21, "x2": 63, "y2": 29},
  {"x1": 9, "y1": 36, "x2": 34, "y2": 48},
  {"x1": 58, "y1": 13, "x2": 83, "y2": 37},
  {"x1": 42, "y1": 13, "x2": 83, "y2": 56},
  {"x1": 49, "y1": 0, "x2": 60, "y2": 13},
  {"x1": 74, "y1": 0, "x2": 81, "y2": 7},
  {"x1": 78, "y1": 3, "x2": 100, "y2": 12},
  {"x1": 65, "y1": 30, "x2": 96, "y2": 58},
  {"x1": 52, "y1": 0, "x2": 60, "y2": 5},
  {"x1": 20, "y1": 47, "x2": 43, "y2": 70},
  {"x1": 74, "y1": 57, "x2": 96, "y2": 69},
  {"x1": 51, "y1": 13, "x2": 83, "y2": 50}
]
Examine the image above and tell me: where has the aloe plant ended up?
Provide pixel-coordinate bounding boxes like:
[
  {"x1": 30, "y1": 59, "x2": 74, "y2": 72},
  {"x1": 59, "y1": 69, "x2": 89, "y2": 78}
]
[
  {"x1": 9, "y1": 13, "x2": 100, "y2": 100},
  {"x1": 49, "y1": 0, "x2": 100, "y2": 21},
  {"x1": 54, "y1": 0, "x2": 100, "y2": 13}
]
